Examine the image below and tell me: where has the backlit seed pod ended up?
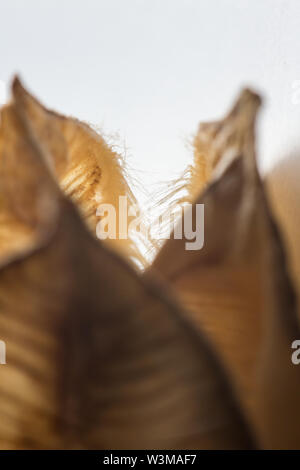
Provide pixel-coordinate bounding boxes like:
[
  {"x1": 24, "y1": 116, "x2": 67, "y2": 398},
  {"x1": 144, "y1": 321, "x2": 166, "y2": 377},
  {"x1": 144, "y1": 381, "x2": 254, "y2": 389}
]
[
  {"x1": 0, "y1": 93, "x2": 253, "y2": 450},
  {"x1": 0, "y1": 76, "x2": 300, "y2": 449}
]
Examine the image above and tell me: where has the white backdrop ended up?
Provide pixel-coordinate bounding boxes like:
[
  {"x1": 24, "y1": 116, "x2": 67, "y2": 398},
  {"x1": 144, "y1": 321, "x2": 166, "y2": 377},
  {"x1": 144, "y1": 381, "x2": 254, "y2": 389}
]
[{"x1": 1, "y1": 0, "x2": 300, "y2": 202}]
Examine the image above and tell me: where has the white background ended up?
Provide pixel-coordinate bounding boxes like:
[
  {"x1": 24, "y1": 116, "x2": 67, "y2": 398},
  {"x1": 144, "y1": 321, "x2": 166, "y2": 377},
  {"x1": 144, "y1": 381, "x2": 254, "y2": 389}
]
[{"x1": 1, "y1": 0, "x2": 300, "y2": 203}]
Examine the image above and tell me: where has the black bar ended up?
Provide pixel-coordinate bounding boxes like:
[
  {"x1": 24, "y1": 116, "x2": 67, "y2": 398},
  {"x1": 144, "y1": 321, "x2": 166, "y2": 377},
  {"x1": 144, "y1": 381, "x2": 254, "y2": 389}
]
[{"x1": 0, "y1": 449, "x2": 296, "y2": 465}]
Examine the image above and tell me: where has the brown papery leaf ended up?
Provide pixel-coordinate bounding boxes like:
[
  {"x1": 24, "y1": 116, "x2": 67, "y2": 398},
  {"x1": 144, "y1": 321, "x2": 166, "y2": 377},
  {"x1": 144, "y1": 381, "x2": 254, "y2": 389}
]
[
  {"x1": 151, "y1": 89, "x2": 300, "y2": 448},
  {"x1": 0, "y1": 93, "x2": 253, "y2": 449},
  {"x1": 11, "y1": 77, "x2": 146, "y2": 267}
]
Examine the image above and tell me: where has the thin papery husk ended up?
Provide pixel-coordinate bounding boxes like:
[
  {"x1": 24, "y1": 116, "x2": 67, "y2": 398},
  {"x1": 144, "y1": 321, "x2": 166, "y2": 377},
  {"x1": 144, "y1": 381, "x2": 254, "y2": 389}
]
[
  {"x1": 0, "y1": 102, "x2": 61, "y2": 263},
  {"x1": 149, "y1": 90, "x2": 262, "y2": 253},
  {"x1": 0, "y1": 94, "x2": 254, "y2": 449},
  {"x1": 10, "y1": 77, "x2": 147, "y2": 267},
  {"x1": 151, "y1": 89, "x2": 300, "y2": 448},
  {"x1": 159, "y1": 90, "x2": 260, "y2": 212}
]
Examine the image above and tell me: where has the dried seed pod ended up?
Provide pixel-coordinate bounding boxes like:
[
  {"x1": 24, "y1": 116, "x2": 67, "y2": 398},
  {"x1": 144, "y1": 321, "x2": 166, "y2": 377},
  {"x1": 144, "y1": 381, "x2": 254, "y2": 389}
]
[
  {"x1": 151, "y1": 89, "x2": 300, "y2": 448},
  {"x1": 0, "y1": 94, "x2": 253, "y2": 449},
  {"x1": 12, "y1": 77, "x2": 146, "y2": 266}
]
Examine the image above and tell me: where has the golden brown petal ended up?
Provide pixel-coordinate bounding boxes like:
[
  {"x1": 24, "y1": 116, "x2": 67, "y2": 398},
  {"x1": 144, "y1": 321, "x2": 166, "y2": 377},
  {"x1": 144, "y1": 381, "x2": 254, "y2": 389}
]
[
  {"x1": 0, "y1": 95, "x2": 253, "y2": 449},
  {"x1": 151, "y1": 89, "x2": 300, "y2": 448}
]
